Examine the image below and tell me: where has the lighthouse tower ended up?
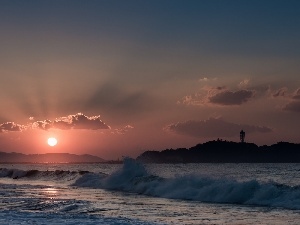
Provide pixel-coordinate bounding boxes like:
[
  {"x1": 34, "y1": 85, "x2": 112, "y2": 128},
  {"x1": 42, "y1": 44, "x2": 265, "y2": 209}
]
[{"x1": 240, "y1": 130, "x2": 245, "y2": 143}]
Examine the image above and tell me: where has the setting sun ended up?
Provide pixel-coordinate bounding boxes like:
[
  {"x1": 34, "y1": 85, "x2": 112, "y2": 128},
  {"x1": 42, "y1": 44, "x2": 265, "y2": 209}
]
[{"x1": 47, "y1": 137, "x2": 58, "y2": 147}]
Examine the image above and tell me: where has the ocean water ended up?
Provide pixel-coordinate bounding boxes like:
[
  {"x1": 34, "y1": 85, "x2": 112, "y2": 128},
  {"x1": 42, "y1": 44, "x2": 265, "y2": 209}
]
[{"x1": 0, "y1": 159, "x2": 300, "y2": 224}]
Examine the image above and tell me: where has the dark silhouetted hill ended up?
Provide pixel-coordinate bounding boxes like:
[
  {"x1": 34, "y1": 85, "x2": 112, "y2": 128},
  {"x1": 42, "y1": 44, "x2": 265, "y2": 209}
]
[
  {"x1": 136, "y1": 141, "x2": 300, "y2": 163},
  {"x1": 0, "y1": 152, "x2": 106, "y2": 163}
]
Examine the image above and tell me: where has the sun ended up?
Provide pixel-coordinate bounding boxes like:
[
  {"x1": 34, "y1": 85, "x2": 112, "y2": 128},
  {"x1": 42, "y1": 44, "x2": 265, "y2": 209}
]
[{"x1": 47, "y1": 137, "x2": 58, "y2": 147}]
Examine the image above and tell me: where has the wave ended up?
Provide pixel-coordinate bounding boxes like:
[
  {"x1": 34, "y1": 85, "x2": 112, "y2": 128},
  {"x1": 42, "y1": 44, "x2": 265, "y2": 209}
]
[
  {"x1": 2, "y1": 160, "x2": 300, "y2": 210},
  {"x1": 73, "y1": 158, "x2": 300, "y2": 210},
  {"x1": 0, "y1": 168, "x2": 90, "y2": 181}
]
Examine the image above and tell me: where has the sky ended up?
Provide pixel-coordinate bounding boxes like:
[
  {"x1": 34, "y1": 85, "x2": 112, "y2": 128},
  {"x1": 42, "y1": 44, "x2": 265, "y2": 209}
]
[{"x1": 0, "y1": 0, "x2": 300, "y2": 159}]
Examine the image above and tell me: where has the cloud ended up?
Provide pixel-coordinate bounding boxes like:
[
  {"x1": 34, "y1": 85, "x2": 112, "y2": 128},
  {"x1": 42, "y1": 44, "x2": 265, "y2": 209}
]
[
  {"x1": 292, "y1": 88, "x2": 300, "y2": 100},
  {"x1": 54, "y1": 113, "x2": 110, "y2": 130},
  {"x1": 32, "y1": 120, "x2": 52, "y2": 130},
  {"x1": 198, "y1": 77, "x2": 217, "y2": 82},
  {"x1": 272, "y1": 87, "x2": 300, "y2": 100},
  {"x1": 180, "y1": 79, "x2": 274, "y2": 107},
  {"x1": 238, "y1": 79, "x2": 250, "y2": 88},
  {"x1": 165, "y1": 118, "x2": 272, "y2": 138},
  {"x1": 272, "y1": 87, "x2": 288, "y2": 98},
  {"x1": 181, "y1": 86, "x2": 255, "y2": 106},
  {"x1": 273, "y1": 87, "x2": 300, "y2": 113},
  {"x1": 113, "y1": 125, "x2": 134, "y2": 134},
  {"x1": 50, "y1": 113, "x2": 135, "y2": 134},
  {"x1": 11, "y1": 113, "x2": 110, "y2": 131},
  {"x1": 0, "y1": 122, "x2": 25, "y2": 133},
  {"x1": 199, "y1": 77, "x2": 209, "y2": 82},
  {"x1": 283, "y1": 101, "x2": 300, "y2": 113},
  {"x1": 209, "y1": 89, "x2": 254, "y2": 105}
]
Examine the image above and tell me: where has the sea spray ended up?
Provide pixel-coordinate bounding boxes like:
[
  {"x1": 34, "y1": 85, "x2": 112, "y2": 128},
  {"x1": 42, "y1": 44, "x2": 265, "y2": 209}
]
[
  {"x1": 2, "y1": 160, "x2": 300, "y2": 209},
  {"x1": 0, "y1": 168, "x2": 81, "y2": 181},
  {"x1": 73, "y1": 158, "x2": 300, "y2": 209}
]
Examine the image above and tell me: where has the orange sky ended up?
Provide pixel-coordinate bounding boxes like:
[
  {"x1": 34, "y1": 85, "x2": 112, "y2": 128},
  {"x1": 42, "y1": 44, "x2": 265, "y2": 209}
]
[{"x1": 0, "y1": 1, "x2": 300, "y2": 159}]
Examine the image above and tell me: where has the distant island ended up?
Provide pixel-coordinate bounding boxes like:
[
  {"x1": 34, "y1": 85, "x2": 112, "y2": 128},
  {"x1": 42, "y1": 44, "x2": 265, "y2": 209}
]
[
  {"x1": 0, "y1": 152, "x2": 106, "y2": 163},
  {"x1": 136, "y1": 140, "x2": 300, "y2": 163}
]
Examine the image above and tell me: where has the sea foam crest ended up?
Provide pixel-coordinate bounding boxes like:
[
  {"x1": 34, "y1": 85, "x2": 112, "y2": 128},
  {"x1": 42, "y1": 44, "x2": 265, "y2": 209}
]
[
  {"x1": 0, "y1": 168, "x2": 85, "y2": 181},
  {"x1": 73, "y1": 158, "x2": 300, "y2": 210},
  {"x1": 72, "y1": 158, "x2": 148, "y2": 190},
  {"x1": 0, "y1": 168, "x2": 27, "y2": 179}
]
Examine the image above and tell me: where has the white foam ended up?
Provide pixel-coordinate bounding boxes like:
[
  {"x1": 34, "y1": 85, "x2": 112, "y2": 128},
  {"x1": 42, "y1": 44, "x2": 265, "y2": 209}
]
[
  {"x1": 73, "y1": 158, "x2": 300, "y2": 209},
  {"x1": 0, "y1": 168, "x2": 82, "y2": 182}
]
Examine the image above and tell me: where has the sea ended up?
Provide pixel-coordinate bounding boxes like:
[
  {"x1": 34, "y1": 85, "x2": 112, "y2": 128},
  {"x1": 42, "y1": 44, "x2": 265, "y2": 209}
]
[{"x1": 0, "y1": 158, "x2": 300, "y2": 225}]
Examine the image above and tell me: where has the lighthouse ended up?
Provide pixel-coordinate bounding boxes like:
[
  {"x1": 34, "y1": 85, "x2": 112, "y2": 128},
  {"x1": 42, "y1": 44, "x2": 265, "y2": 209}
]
[{"x1": 240, "y1": 130, "x2": 245, "y2": 143}]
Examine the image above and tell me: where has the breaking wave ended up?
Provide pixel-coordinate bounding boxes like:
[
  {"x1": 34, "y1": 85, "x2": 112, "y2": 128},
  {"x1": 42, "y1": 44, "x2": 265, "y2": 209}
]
[
  {"x1": 73, "y1": 158, "x2": 300, "y2": 210},
  {"x1": 1, "y1": 159, "x2": 300, "y2": 209},
  {"x1": 0, "y1": 167, "x2": 90, "y2": 181}
]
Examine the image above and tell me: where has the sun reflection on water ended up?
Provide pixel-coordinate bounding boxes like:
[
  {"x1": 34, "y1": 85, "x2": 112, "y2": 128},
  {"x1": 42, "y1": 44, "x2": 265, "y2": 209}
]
[{"x1": 42, "y1": 187, "x2": 58, "y2": 199}]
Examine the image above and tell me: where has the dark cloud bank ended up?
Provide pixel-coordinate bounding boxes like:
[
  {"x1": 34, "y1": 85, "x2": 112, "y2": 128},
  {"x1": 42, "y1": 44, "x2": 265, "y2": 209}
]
[
  {"x1": 283, "y1": 101, "x2": 300, "y2": 113},
  {"x1": 182, "y1": 87, "x2": 256, "y2": 106},
  {"x1": 209, "y1": 90, "x2": 254, "y2": 105},
  {"x1": 273, "y1": 87, "x2": 300, "y2": 113},
  {"x1": 165, "y1": 118, "x2": 272, "y2": 138},
  {"x1": 284, "y1": 88, "x2": 300, "y2": 112}
]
